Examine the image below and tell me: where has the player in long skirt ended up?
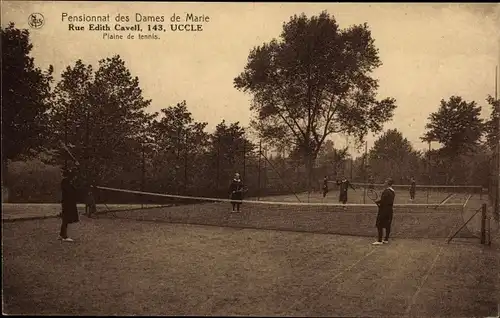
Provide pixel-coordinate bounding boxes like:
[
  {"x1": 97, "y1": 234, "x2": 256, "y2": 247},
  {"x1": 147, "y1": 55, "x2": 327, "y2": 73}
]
[
  {"x1": 229, "y1": 173, "x2": 244, "y2": 213},
  {"x1": 368, "y1": 175, "x2": 375, "y2": 190},
  {"x1": 337, "y1": 177, "x2": 356, "y2": 209},
  {"x1": 59, "y1": 168, "x2": 80, "y2": 242},
  {"x1": 373, "y1": 178, "x2": 396, "y2": 245},
  {"x1": 322, "y1": 176, "x2": 329, "y2": 198},
  {"x1": 85, "y1": 184, "x2": 97, "y2": 218},
  {"x1": 409, "y1": 177, "x2": 416, "y2": 201}
]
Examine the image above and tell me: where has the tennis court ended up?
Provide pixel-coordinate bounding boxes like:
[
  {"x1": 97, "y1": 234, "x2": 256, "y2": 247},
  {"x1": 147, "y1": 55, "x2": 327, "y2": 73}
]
[
  {"x1": 2, "y1": 186, "x2": 498, "y2": 315},
  {"x1": 76, "y1": 185, "x2": 488, "y2": 240},
  {"x1": 2, "y1": 215, "x2": 499, "y2": 316}
]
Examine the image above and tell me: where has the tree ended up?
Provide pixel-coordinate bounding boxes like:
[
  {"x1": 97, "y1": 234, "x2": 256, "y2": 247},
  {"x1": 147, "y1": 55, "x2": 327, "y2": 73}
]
[
  {"x1": 49, "y1": 55, "x2": 155, "y2": 186},
  {"x1": 234, "y1": 11, "x2": 396, "y2": 191},
  {"x1": 2, "y1": 23, "x2": 53, "y2": 169},
  {"x1": 369, "y1": 129, "x2": 423, "y2": 183},
  {"x1": 150, "y1": 101, "x2": 209, "y2": 193},
  {"x1": 316, "y1": 140, "x2": 349, "y2": 178},
  {"x1": 48, "y1": 60, "x2": 94, "y2": 166},
  {"x1": 208, "y1": 120, "x2": 254, "y2": 192},
  {"x1": 422, "y1": 96, "x2": 484, "y2": 155},
  {"x1": 485, "y1": 95, "x2": 499, "y2": 151},
  {"x1": 89, "y1": 55, "x2": 155, "y2": 185}
]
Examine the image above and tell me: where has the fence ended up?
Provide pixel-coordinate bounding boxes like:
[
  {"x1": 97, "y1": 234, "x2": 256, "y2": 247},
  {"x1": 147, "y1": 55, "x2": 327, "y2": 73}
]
[
  {"x1": 489, "y1": 146, "x2": 499, "y2": 219},
  {"x1": 6, "y1": 137, "x2": 499, "y2": 205}
]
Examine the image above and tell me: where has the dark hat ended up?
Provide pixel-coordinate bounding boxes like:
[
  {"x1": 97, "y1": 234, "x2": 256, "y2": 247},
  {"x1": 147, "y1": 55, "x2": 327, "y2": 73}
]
[
  {"x1": 62, "y1": 168, "x2": 70, "y2": 177},
  {"x1": 62, "y1": 167, "x2": 75, "y2": 178}
]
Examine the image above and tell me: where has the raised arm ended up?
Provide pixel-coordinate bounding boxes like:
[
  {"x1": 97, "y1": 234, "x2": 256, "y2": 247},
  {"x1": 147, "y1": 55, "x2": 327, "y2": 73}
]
[{"x1": 349, "y1": 181, "x2": 356, "y2": 190}]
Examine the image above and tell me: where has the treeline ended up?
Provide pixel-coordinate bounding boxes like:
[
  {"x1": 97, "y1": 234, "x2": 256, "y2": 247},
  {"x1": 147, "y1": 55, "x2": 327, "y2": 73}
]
[
  {"x1": 2, "y1": 20, "x2": 499, "y2": 203},
  {"x1": 1, "y1": 23, "x2": 312, "y2": 202}
]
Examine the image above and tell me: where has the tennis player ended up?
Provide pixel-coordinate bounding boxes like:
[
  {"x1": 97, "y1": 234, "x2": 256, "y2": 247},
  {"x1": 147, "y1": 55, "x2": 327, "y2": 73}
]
[
  {"x1": 229, "y1": 173, "x2": 244, "y2": 213},
  {"x1": 337, "y1": 177, "x2": 356, "y2": 208},
  {"x1": 322, "y1": 176, "x2": 329, "y2": 198},
  {"x1": 409, "y1": 177, "x2": 416, "y2": 201},
  {"x1": 59, "y1": 168, "x2": 80, "y2": 242},
  {"x1": 85, "y1": 184, "x2": 97, "y2": 218},
  {"x1": 368, "y1": 175, "x2": 375, "y2": 190},
  {"x1": 373, "y1": 178, "x2": 396, "y2": 245}
]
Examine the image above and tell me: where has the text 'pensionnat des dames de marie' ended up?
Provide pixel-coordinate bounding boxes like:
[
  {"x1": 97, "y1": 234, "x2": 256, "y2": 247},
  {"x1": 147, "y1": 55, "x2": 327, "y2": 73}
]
[{"x1": 61, "y1": 13, "x2": 210, "y2": 39}]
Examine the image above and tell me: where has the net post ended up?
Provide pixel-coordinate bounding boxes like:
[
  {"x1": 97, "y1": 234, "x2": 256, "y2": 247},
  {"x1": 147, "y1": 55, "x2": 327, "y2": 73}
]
[
  {"x1": 141, "y1": 141, "x2": 145, "y2": 209},
  {"x1": 363, "y1": 140, "x2": 367, "y2": 204},
  {"x1": 257, "y1": 140, "x2": 261, "y2": 201},
  {"x1": 487, "y1": 217, "x2": 492, "y2": 246},
  {"x1": 242, "y1": 138, "x2": 246, "y2": 185},
  {"x1": 216, "y1": 135, "x2": 220, "y2": 192},
  {"x1": 481, "y1": 203, "x2": 486, "y2": 244}
]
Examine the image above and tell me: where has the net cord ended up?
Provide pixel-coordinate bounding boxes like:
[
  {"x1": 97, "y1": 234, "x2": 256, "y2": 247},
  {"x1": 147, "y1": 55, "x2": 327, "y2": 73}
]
[
  {"x1": 346, "y1": 182, "x2": 482, "y2": 190},
  {"x1": 95, "y1": 186, "x2": 465, "y2": 208}
]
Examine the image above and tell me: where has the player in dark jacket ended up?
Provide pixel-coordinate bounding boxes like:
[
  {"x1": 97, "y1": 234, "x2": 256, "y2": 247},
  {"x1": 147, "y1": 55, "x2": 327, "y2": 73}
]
[
  {"x1": 59, "y1": 168, "x2": 80, "y2": 242},
  {"x1": 373, "y1": 178, "x2": 396, "y2": 245},
  {"x1": 409, "y1": 177, "x2": 416, "y2": 201},
  {"x1": 368, "y1": 176, "x2": 375, "y2": 190},
  {"x1": 337, "y1": 177, "x2": 356, "y2": 206},
  {"x1": 229, "y1": 173, "x2": 244, "y2": 212},
  {"x1": 85, "y1": 184, "x2": 97, "y2": 218},
  {"x1": 322, "y1": 176, "x2": 329, "y2": 198}
]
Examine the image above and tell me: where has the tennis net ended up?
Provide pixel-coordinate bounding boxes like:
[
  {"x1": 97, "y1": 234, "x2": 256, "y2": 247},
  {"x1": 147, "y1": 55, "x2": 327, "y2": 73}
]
[
  {"x1": 349, "y1": 182, "x2": 483, "y2": 194},
  {"x1": 91, "y1": 186, "x2": 481, "y2": 239}
]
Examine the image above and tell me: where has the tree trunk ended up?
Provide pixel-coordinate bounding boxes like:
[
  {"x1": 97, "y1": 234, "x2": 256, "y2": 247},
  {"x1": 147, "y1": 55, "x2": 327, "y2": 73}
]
[
  {"x1": 306, "y1": 154, "x2": 312, "y2": 202},
  {"x1": 2, "y1": 159, "x2": 9, "y2": 202},
  {"x1": 305, "y1": 151, "x2": 318, "y2": 202}
]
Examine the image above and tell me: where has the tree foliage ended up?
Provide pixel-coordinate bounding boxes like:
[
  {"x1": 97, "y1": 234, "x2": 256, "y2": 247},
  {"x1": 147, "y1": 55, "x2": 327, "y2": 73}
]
[
  {"x1": 149, "y1": 101, "x2": 209, "y2": 193},
  {"x1": 2, "y1": 23, "x2": 53, "y2": 165},
  {"x1": 49, "y1": 56, "x2": 154, "y2": 185},
  {"x1": 485, "y1": 95, "x2": 499, "y2": 151},
  {"x1": 49, "y1": 60, "x2": 94, "y2": 164},
  {"x1": 422, "y1": 96, "x2": 484, "y2": 155},
  {"x1": 7, "y1": 16, "x2": 497, "y2": 202},
  {"x1": 234, "y1": 11, "x2": 396, "y2": 167},
  {"x1": 316, "y1": 140, "x2": 349, "y2": 178},
  {"x1": 369, "y1": 129, "x2": 422, "y2": 183},
  {"x1": 208, "y1": 120, "x2": 255, "y2": 190}
]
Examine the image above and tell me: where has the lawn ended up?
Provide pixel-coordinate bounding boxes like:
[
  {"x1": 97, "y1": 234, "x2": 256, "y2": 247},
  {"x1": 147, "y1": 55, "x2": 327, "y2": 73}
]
[{"x1": 2, "y1": 217, "x2": 499, "y2": 316}]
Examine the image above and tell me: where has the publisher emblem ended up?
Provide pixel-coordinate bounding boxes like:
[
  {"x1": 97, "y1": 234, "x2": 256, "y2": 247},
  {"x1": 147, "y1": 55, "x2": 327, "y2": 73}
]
[{"x1": 28, "y1": 13, "x2": 44, "y2": 29}]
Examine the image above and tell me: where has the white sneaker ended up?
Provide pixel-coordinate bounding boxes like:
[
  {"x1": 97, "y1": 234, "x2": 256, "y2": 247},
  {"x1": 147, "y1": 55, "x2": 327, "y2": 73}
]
[
  {"x1": 62, "y1": 238, "x2": 74, "y2": 242},
  {"x1": 372, "y1": 241, "x2": 383, "y2": 245},
  {"x1": 382, "y1": 240, "x2": 389, "y2": 244},
  {"x1": 57, "y1": 236, "x2": 63, "y2": 240}
]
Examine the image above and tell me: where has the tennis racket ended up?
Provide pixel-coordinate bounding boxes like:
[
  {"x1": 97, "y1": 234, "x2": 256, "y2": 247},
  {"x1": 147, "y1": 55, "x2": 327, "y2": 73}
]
[
  {"x1": 367, "y1": 189, "x2": 379, "y2": 205},
  {"x1": 232, "y1": 186, "x2": 248, "y2": 194},
  {"x1": 60, "y1": 141, "x2": 80, "y2": 166}
]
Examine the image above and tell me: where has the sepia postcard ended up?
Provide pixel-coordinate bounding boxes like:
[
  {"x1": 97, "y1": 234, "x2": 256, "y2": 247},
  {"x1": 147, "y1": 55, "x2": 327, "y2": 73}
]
[{"x1": 2, "y1": 2, "x2": 499, "y2": 316}]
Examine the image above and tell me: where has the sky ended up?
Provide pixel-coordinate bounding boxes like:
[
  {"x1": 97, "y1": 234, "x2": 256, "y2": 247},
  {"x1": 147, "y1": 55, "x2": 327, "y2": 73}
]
[{"x1": 2, "y1": 2, "x2": 500, "y2": 157}]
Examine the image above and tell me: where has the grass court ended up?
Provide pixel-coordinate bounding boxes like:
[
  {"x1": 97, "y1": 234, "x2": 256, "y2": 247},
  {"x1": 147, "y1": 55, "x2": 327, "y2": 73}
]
[{"x1": 2, "y1": 190, "x2": 499, "y2": 316}]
